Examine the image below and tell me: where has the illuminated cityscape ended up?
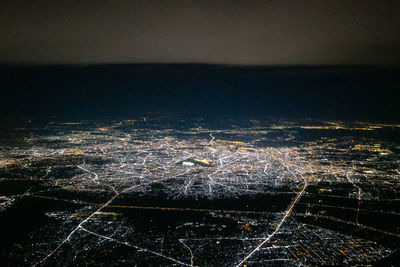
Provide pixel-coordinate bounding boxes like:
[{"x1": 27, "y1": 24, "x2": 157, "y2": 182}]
[{"x1": 1, "y1": 117, "x2": 399, "y2": 265}]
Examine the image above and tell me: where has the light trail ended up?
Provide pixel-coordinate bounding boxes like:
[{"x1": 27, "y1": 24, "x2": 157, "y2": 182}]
[
  {"x1": 179, "y1": 239, "x2": 194, "y2": 266},
  {"x1": 346, "y1": 171, "x2": 362, "y2": 225},
  {"x1": 80, "y1": 227, "x2": 191, "y2": 266},
  {"x1": 234, "y1": 173, "x2": 308, "y2": 267}
]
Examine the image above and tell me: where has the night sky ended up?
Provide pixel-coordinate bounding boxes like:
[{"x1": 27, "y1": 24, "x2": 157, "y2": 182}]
[
  {"x1": 1, "y1": 0, "x2": 400, "y2": 65},
  {"x1": 0, "y1": 1, "x2": 399, "y2": 121}
]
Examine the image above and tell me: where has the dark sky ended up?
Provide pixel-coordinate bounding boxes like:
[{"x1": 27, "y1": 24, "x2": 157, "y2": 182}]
[{"x1": 1, "y1": 0, "x2": 400, "y2": 65}]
